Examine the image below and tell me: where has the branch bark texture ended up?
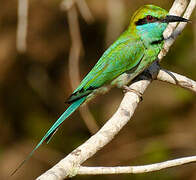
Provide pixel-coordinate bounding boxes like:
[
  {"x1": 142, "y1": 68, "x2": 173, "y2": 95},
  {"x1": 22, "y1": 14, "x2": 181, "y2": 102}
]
[{"x1": 78, "y1": 155, "x2": 196, "y2": 175}]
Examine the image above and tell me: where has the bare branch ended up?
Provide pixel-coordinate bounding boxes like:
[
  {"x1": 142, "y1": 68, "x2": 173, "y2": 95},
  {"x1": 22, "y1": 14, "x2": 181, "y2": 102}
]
[
  {"x1": 159, "y1": 0, "x2": 195, "y2": 59},
  {"x1": 61, "y1": 0, "x2": 99, "y2": 134},
  {"x1": 67, "y1": 5, "x2": 83, "y2": 89},
  {"x1": 78, "y1": 156, "x2": 196, "y2": 175},
  {"x1": 68, "y1": 4, "x2": 99, "y2": 134},
  {"x1": 161, "y1": 0, "x2": 188, "y2": 40},
  {"x1": 16, "y1": 0, "x2": 29, "y2": 53},
  {"x1": 37, "y1": 0, "x2": 195, "y2": 179},
  {"x1": 157, "y1": 69, "x2": 196, "y2": 93},
  {"x1": 76, "y1": 0, "x2": 94, "y2": 23}
]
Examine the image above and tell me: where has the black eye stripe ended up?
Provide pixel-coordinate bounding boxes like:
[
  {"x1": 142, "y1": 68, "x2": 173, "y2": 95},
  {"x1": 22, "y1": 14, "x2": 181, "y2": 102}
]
[
  {"x1": 135, "y1": 18, "x2": 147, "y2": 25},
  {"x1": 135, "y1": 16, "x2": 159, "y2": 25}
]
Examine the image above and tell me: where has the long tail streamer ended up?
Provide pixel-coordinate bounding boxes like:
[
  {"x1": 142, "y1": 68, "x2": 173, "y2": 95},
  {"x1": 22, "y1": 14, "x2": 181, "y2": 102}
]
[{"x1": 11, "y1": 96, "x2": 87, "y2": 175}]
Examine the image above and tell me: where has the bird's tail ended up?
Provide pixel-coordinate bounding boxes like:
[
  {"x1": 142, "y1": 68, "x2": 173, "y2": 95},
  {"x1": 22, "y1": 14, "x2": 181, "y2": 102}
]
[{"x1": 11, "y1": 96, "x2": 87, "y2": 176}]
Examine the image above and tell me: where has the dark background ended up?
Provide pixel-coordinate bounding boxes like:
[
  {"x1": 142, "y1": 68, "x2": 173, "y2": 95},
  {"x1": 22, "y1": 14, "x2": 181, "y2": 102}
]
[{"x1": 0, "y1": 0, "x2": 195, "y2": 179}]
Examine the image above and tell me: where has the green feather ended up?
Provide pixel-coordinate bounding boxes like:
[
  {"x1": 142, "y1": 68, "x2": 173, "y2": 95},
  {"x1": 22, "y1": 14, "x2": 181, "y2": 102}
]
[
  {"x1": 12, "y1": 4, "x2": 188, "y2": 175},
  {"x1": 68, "y1": 32, "x2": 145, "y2": 103}
]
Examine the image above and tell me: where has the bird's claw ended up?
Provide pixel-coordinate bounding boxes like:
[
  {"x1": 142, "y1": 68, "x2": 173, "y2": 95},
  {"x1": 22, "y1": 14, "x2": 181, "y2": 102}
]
[{"x1": 123, "y1": 85, "x2": 143, "y2": 102}]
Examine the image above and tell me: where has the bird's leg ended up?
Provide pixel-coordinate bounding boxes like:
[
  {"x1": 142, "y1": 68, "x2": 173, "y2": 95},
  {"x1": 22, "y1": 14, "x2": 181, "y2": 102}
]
[{"x1": 123, "y1": 85, "x2": 143, "y2": 101}]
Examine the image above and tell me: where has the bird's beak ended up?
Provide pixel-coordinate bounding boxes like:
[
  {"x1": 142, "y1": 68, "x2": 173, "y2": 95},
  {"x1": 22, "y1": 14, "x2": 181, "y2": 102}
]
[{"x1": 162, "y1": 15, "x2": 189, "y2": 23}]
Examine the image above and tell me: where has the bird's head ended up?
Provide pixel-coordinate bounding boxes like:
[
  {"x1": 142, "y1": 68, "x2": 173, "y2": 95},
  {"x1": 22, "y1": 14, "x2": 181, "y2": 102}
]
[{"x1": 129, "y1": 5, "x2": 189, "y2": 45}]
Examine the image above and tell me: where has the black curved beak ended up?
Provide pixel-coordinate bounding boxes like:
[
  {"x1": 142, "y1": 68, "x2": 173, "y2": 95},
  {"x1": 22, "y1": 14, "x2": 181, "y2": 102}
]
[{"x1": 162, "y1": 15, "x2": 189, "y2": 23}]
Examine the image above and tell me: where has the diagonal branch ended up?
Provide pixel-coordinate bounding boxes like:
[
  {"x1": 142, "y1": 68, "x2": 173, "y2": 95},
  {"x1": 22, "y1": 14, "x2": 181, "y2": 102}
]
[
  {"x1": 158, "y1": 0, "x2": 194, "y2": 59},
  {"x1": 37, "y1": 0, "x2": 195, "y2": 179}
]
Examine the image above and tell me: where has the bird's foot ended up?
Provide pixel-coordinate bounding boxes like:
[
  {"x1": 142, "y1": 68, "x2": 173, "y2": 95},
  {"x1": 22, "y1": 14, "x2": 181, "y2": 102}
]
[{"x1": 123, "y1": 85, "x2": 143, "y2": 102}]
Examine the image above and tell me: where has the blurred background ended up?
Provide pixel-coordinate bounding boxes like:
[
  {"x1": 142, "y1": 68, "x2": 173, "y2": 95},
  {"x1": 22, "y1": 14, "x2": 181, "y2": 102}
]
[{"x1": 0, "y1": 0, "x2": 195, "y2": 179}]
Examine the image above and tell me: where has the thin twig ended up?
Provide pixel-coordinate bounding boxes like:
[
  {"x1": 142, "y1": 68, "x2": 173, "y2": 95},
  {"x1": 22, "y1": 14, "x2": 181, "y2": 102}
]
[
  {"x1": 78, "y1": 156, "x2": 196, "y2": 175},
  {"x1": 75, "y1": 0, "x2": 94, "y2": 23},
  {"x1": 16, "y1": 0, "x2": 29, "y2": 53},
  {"x1": 157, "y1": 68, "x2": 196, "y2": 93},
  {"x1": 64, "y1": 1, "x2": 99, "y2": 133}
]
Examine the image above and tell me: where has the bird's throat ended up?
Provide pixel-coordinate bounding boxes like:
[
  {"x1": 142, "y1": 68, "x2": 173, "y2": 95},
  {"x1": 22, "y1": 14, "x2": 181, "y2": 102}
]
[{"x1": 136, "y1": 22, "x2": 167, "y2": 46}]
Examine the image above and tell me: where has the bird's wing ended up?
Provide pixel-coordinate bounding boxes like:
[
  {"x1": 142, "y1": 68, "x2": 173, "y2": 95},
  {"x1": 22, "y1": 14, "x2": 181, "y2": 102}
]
[{"x1": 67, "y1": 32, "x2": 145, "y2": 103}]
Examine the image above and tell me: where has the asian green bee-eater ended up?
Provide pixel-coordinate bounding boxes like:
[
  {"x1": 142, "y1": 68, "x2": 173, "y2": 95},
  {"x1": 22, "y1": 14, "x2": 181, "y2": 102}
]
[{"x1": 12, "y1": 4, "x2": 188, "y2": 174}]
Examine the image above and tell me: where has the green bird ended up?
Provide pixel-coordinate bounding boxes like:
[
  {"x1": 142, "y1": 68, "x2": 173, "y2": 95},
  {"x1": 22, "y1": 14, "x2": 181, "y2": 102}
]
[{"x1": 12, "y1": 5, "x2": 188, "y2": 174}]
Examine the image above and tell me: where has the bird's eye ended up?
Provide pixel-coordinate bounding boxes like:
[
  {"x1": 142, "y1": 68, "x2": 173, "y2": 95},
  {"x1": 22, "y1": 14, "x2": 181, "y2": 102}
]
[{"x1": 146, "y1": 15, "x2": 153, "y2": 21}]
